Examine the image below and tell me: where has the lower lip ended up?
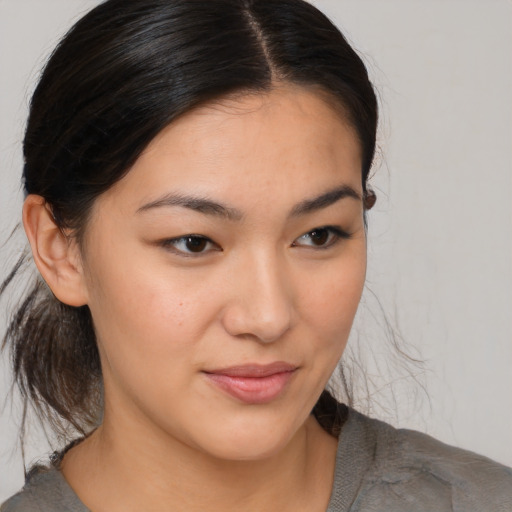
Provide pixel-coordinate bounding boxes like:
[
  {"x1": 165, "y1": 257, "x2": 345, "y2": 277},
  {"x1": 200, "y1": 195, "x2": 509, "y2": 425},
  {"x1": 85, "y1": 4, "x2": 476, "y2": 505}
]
[{"x1": 204, "y1": 371, "x2": 296, "y2": 404}]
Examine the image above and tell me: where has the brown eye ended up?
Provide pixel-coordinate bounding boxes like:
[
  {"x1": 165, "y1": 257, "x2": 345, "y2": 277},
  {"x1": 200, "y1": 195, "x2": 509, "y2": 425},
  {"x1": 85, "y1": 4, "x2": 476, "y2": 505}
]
[
  {"x1": 308, "y1": 229, "x2": 330, "y2": 246},
  {"x1": 161, "y1": 235, "x2": 219, "y2": 256},
  {"x1": 184, "y1": 236, "x2": 208, "y2": 252},
  {"x1": 293, "y1": 226, "x2": 350, "y2": 250}
]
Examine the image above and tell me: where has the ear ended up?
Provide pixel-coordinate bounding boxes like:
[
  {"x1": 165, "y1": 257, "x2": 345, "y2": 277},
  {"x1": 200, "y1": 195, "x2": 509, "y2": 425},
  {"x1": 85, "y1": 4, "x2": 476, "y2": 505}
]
[
  {"x1": 22, "y1": 195, "x2": 88, "y2": 307},
  {"x1": 363, "y1": 189, "x2": 377, "y2": 210}
]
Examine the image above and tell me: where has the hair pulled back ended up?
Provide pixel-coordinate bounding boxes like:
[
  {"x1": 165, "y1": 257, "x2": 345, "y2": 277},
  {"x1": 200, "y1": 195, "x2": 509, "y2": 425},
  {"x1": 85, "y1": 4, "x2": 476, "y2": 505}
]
[{"x1": 2, "y1": 0, "x2": 378, "y2": 438}]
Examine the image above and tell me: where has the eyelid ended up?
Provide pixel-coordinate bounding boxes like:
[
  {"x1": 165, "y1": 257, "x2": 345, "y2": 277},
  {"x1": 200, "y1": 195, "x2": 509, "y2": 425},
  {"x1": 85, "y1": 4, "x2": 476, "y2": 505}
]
[
  {"x1": 159, "y1": 234, "x2": 221, "y2": 257},
  {"x1": 292, "y1": 225, "x2": 352, "y2": 249},
  {"x1": 157, "y1": 225, "x2": 351, "y2": 257}
]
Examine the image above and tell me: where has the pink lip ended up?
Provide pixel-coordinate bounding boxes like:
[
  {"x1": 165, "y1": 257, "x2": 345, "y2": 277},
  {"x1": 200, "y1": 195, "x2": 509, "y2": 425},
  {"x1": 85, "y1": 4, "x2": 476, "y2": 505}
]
[{"x1": 203, "y1": 362, "x2": 298, "y2": 404}]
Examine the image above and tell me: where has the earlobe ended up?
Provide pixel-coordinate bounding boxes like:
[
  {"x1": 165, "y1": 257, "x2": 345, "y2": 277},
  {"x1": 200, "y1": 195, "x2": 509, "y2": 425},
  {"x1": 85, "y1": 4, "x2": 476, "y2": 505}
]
[{"x1": 22, "y1": 195, "x2": 88, "y2": 307}]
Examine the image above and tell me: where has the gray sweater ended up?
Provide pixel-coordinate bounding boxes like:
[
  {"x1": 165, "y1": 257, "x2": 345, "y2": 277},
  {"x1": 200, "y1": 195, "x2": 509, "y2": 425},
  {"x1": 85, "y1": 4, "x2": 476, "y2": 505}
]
[{"x1": 2, "y1": 408, "x2": 512, "y2": 511}]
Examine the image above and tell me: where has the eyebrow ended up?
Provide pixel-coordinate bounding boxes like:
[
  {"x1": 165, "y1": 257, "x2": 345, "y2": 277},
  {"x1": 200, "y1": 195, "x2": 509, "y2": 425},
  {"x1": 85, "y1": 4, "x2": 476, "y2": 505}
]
[
  {"x1": 137, "y1": 193, "x2": 244, "y2": 221},
  {"x1": 290, "y1": 185, "x2": 361, "y2": 217},
  {"x1": 136, "y1": 184, "x2": 361, "y2": 220}
]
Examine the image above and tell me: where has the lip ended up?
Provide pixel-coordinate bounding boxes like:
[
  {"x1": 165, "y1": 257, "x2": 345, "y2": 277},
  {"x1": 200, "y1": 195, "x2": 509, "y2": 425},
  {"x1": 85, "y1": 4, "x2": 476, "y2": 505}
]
[{"x1": 203, "y1": 362, "x2": 298, "y2": 404}]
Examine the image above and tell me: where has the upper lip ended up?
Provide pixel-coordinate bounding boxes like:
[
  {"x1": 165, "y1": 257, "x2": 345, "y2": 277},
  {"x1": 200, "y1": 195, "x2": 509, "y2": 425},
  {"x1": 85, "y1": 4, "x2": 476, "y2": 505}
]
[{"x1": 204, "y1": 362, "x2": 298, "y2": 378}]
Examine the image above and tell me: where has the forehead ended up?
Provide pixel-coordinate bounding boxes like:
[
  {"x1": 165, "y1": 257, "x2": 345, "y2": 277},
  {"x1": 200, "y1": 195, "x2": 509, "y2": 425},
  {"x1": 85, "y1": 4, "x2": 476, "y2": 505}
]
[
  {"x1": 148, "y1": 84, "x2": 359, "y2": 159},
  {"x1": 98, "y1": 85, "x2": 363, "y2": 214}
]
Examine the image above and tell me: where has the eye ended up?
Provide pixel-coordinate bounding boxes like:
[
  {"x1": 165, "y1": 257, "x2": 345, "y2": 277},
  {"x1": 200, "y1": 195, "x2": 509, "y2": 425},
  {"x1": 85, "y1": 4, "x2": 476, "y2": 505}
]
[
  {"x1": 161, "y1": 235, "x2": 220, "y2": 256},
  {"x1": 292, "y1": 226, "x2": 350, "y2": 249}
]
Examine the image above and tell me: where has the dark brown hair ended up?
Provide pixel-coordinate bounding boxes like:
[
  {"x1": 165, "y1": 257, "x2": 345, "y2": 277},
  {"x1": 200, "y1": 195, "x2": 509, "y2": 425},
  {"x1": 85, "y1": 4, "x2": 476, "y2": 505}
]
[{"x1": 1, "y1": 0, "x2": 378, "y2": 440}]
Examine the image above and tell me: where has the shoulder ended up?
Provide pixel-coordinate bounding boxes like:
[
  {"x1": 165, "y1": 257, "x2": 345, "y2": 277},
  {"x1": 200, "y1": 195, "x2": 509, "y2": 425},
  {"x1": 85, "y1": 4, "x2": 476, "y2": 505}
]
[
  {"x1": 340, "y1": 408, "x2": 512, "y2": 511},
  {"x1": 1, "y1": 465, "x2": 88, "y2": 512}
]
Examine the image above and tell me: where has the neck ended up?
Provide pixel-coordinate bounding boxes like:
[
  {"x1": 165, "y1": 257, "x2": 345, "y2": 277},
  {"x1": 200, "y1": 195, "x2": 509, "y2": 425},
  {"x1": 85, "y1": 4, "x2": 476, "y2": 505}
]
[{"x1": 61, "y1": 408, "x2": 337, "y2": 512}]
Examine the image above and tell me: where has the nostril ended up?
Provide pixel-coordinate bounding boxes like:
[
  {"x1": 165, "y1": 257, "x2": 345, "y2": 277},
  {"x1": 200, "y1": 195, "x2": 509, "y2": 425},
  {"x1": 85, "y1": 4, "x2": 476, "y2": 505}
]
[{"x1": 220, "y1": 256, "x2": 295, "y2": 342}]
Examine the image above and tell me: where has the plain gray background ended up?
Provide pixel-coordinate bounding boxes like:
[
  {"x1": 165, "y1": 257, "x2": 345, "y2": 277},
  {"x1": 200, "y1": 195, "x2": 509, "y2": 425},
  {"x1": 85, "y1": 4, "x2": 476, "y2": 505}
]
[{"x1": 1, "y1": 0, "x2": 511, "y2": 501}]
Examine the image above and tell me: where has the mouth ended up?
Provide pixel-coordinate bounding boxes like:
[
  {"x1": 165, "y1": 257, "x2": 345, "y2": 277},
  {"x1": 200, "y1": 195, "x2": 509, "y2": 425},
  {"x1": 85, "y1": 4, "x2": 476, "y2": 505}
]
[{"x1": 202, "y1": 362, "x2": 298, "y2": 404}]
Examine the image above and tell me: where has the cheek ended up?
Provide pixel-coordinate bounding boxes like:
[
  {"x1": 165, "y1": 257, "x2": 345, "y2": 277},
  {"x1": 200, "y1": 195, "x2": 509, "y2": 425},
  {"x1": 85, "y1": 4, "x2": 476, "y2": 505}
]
[
  {"x1": 293, "y1": 246, "x2": 366, "y2": 384},
  {"x1": 300, "y1": 247, "x2": 366, "y2": 336},
  {"x1": 83, "y1": 240, "x2": 217, "y2": 367}
]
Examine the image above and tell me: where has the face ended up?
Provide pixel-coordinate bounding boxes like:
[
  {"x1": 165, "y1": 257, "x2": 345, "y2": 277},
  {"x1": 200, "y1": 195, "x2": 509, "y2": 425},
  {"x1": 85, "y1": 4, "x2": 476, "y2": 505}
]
[{"x1": 80, "y1": 85, "x2": 367, "y2": 460}]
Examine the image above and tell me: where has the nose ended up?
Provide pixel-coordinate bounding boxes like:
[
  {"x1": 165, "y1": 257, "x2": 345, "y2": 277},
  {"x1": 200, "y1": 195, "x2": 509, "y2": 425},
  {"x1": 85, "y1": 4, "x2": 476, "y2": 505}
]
[{"x1": 221, "y1": 253, "x2": 295, "y2": 344}]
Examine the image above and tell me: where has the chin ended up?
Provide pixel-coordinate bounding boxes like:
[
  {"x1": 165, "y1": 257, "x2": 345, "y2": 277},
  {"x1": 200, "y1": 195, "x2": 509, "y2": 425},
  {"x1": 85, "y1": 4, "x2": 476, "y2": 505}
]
[
  {"x1": 189, "y1": 409, "x2": 306, "y2": 462},
  {"x1": 203, "y1": 433, "x2": 293, "y2": 462}
]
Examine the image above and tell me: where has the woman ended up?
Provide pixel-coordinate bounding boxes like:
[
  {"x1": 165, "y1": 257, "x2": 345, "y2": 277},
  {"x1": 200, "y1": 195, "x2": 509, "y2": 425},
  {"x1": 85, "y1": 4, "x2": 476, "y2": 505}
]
[{"x1": 1, "y1": 0, "x2": 511, "y2": 510}]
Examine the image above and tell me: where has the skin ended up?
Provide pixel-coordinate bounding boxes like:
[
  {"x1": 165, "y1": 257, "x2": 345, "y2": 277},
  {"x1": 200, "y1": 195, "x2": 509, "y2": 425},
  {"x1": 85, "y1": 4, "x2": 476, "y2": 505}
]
[{"x1": 23, "y1": 84, "x2": 368, "y2": 511}]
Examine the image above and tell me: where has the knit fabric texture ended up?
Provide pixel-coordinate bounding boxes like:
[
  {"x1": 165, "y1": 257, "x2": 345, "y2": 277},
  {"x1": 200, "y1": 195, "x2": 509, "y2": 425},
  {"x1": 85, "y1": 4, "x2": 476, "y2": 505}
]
[{"x1": 3, "y1": 407, "x2": 512, "y2": 511}]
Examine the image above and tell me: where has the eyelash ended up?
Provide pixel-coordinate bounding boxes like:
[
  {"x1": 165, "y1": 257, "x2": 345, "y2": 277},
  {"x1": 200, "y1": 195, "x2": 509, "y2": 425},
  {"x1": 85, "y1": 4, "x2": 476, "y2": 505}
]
[
  {"x1": 160, "y1": 235, "x2": 220, "y2": 257},
  {"x1": 159, "y1": 226, "x2": 351, "y2": 258},
  {"x1": 291, "y1": 226, "x2": 351, "y2": 249}
]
